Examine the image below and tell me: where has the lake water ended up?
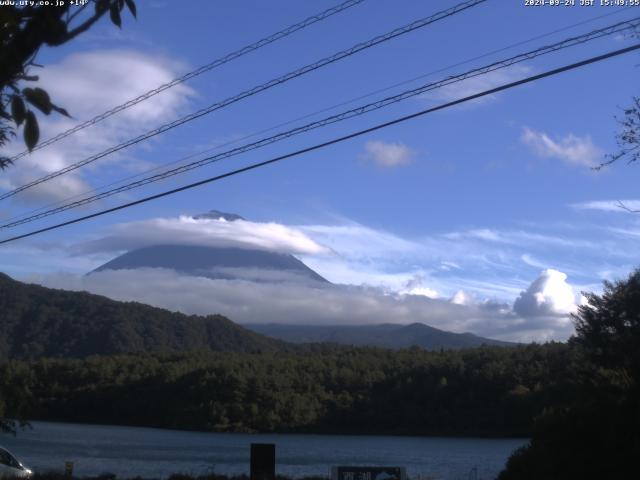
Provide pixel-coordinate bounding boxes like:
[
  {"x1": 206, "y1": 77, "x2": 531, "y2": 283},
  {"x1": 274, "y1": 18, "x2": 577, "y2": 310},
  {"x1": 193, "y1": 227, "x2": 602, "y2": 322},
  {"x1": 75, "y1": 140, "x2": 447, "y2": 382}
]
[{"x1": 0, "y1": 422, "x2": 527, "y2": 480}]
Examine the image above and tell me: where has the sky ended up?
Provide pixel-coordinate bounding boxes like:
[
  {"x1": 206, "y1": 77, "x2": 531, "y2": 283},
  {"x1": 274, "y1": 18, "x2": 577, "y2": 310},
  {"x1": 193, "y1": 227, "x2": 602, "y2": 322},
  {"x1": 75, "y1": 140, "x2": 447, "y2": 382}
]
[{"x1": 1, "y1": 0, "x2": 639, "y2": 342}]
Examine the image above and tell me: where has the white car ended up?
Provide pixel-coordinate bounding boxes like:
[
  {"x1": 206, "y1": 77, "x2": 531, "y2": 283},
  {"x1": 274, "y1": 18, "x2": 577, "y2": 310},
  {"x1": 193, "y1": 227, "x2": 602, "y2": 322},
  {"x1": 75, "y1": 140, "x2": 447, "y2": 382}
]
[{"x1": 0, "y1": 447, "x2": 32, "y2": 478}]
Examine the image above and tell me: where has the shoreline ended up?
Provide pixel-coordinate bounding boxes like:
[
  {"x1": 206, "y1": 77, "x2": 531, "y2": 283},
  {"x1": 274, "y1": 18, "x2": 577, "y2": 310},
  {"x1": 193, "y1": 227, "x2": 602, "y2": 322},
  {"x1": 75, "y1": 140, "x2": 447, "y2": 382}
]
[{"x1": 11, "y1": 419, "x2": 532, "y2": 441}]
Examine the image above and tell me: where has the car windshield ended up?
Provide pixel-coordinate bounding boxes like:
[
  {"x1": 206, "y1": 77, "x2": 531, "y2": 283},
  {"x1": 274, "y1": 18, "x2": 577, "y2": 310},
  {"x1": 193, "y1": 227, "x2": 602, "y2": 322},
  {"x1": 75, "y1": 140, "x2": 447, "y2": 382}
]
[{"x1": 0, "y1": 449, "x2": 21, "y2": 469}]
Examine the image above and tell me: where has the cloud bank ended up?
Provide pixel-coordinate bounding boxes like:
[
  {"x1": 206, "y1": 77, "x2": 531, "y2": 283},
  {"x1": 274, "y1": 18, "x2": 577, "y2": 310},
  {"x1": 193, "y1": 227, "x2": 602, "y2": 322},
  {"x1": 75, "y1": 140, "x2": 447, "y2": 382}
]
[{"x1": 31, "y1": 267, "x2": 576, "y2": 342}]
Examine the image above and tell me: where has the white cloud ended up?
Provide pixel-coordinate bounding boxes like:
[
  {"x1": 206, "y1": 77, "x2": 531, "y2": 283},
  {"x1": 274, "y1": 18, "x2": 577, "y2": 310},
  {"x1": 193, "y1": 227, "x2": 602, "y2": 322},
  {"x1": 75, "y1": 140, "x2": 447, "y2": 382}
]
[
  {"x1": 361, "y1": 140, "x2": 415, "y2": 167},
  {"x1": 299, "y1": 222, "x2": 421, "y2": 260},
  {"x1": 426, "y1": 65, "x2": 530, "y2": 104},
  {"x1": 298, "y1": 220, "x2": 604, "y2": 302},
  {"x1": 74, "y1": 214, "x2": 331, "y2": 256},
  {"x1": 404, "y1": 286, "x2": 439, "y2": 298},
  {"x1": 571, "y1": 200, "x2": 640, "y2": 213},
  {"x1": 607, "y1": 227, "x2": 640, "y2": 239},
  {"x1": 465, "y1": 229, "x2": 503, "y2": 242},
  {"x1": 31, "y1": 268, "x2": 573, "y2": 342},
  {"x1": 521, "y1": 253, "x2": 548, "y2": 269},
  {"x1": 440, "y1": 261, "x2": 461, "y2": 271},
  {"x1": 40, "y1": 49, "x2": 192, "y2": 125},
  {"x1": 3, "y1": 49, "x2": 194, "y2": 203},
  {"x1": 297, "y1": 256, "x2": 427, "y2": 290},
  {"x1": 521, "y1": 127, "x2": 602, "y2": 167},
  {"x1": 513, "y1": 269, "x2": 578, "y2": 318},
  {"x1": 400, "y1": 274, "x2": 439, "y2": 299},
  {"x1": 446, "y1": 228, "x2": 597, "y2": 249},
  {"x1": 451, "y1": 290, "x2": 473, "y2": 305}
]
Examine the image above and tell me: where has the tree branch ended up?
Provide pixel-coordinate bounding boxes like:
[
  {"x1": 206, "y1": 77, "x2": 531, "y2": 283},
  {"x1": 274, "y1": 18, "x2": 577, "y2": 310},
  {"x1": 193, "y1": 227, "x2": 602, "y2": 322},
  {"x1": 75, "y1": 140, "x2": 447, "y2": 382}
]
[
  {"x1": 51, "y1": 8, "x2": 109, "y2": 45},
  {"x1": 616, "y1": 200, "x2": 640, "y2": 213}
]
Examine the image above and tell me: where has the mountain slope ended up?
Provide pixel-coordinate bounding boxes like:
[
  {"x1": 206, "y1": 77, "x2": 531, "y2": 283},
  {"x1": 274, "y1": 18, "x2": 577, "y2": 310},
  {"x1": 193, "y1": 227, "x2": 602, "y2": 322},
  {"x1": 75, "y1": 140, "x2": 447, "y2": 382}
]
[
  {"x1": 91, "y1": 245, "x2": 329, "y2": 284},
  {"x1": 245, "y1": 322, "x2": 514, "y2": 350},
  {"x1": 0, "y1": 272, "x2": 284, "y2": 359}
]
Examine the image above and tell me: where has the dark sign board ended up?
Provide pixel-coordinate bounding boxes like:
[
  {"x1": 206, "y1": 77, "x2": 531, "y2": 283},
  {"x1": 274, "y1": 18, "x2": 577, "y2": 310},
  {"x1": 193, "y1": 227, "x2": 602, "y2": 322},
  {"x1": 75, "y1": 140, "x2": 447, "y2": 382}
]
[
  {"x1": 332, "y1": 466, "x2": 405, "y2": 480},
  {"x1": 250, "y1": 443, "x2": 275, "y2": 480}
]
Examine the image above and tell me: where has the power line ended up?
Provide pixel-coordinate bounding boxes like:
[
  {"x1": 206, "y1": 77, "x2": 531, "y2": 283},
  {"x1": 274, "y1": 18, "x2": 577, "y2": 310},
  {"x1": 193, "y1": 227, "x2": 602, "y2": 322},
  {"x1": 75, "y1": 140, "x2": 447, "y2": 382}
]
[
  {"x1": 0, "y1": 0, "x2": 488, "y2": 202},
  {"x1": 2, "y1": 16, "x2": 637, "y2": 230},
  {"x1": 4, "y1": 17, "x2": 637, "y2": 228},
  {"x1": 7, "y1": 0, "x2": 367, "y2": 162},
  {"x1": 5, "y1": 6, "x2": 630, "y2": 226},
  {"x1": 1, "y1": 42, "x2": 638, "y2": 246}
]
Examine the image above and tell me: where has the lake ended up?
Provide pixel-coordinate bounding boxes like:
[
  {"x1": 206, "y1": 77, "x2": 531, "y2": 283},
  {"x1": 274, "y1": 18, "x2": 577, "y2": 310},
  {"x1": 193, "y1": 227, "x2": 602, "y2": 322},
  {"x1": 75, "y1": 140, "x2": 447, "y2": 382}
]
[{"x1": 0, "y1": 422, "x2": 527, "y2": 480}]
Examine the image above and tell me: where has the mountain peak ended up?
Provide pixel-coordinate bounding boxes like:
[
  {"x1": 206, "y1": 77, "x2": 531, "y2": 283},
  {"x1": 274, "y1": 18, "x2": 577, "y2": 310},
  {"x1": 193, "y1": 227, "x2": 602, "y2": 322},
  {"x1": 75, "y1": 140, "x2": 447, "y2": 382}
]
[
  {"x1": 90, "y1": 245, "x2": 329, "y2": 284},
  {"x1": 192, "y1": 210, "x2": 244, "y2": 222}
]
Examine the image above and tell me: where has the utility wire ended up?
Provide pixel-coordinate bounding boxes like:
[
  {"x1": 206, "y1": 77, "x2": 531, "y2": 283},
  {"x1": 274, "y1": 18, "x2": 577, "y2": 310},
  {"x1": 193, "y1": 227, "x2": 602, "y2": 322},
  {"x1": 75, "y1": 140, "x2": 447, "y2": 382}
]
[
  {"x1": 2, "y1": 17, "x2": 637, "y2": 230},
  {"x1": 1, "y1": 42, "x2": 638, "y2": 246},
  {"x1": 8, "y1": 0, "x2": 367, "y2": 162},
  {"x1": 4, "y1": 6, "x2": 630, "y2": 226},
  {"x1": 0, "y1": 0, "x2": 488, "y2": 202}
]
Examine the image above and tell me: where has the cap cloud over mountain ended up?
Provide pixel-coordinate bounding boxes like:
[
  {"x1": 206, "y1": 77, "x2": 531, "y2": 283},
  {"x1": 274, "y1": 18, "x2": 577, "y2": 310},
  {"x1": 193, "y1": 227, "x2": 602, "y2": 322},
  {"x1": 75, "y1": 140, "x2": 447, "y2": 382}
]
[
  {"x1": 90, "y1": 209, "x2": 329, "y2": 284},
  {"x1": 78, "y1": 209, "x2": 329, "y2": 256}
]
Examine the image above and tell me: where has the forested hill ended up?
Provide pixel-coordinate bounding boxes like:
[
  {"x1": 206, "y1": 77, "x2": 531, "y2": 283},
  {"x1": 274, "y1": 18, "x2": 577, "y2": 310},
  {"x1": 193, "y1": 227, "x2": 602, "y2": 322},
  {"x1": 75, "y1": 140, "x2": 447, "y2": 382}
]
[
  {"x1": 0, "y1": 272, "x2": 283, "y2": 359},
  {"x1": 1, "y1": 344, "x2": 575, "y2": 436}
]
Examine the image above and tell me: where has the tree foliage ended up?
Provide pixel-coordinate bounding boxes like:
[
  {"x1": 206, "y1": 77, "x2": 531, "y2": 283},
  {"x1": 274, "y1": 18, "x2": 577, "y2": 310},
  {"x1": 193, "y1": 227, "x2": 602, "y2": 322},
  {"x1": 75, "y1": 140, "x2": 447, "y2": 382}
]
[
  {"x1": 0, "y1": 0, "x2": 136, "y2": 169},
  {"x1": 0, "y1": 343, "x2": 576, "y2": 437},
  {"x1": 499, "y1": 269, "x2": 640, "y2": 479},
  {"x1": 0, "y1": 272, "x2": 284, "y2": 359},
  {"x1": 573, "y1": 269, "x2": 640, "y2": 387}
]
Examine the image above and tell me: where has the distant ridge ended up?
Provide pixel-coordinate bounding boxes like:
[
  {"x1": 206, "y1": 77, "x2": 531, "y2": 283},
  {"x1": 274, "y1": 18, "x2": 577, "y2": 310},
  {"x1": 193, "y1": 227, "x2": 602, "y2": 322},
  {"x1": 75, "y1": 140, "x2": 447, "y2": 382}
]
[
  {"x1": 245, "y1": 322, "x2": 514, "y2": 350},
  {"x1": 0, "y1": 272, "x2": 284, "y2": 359}
]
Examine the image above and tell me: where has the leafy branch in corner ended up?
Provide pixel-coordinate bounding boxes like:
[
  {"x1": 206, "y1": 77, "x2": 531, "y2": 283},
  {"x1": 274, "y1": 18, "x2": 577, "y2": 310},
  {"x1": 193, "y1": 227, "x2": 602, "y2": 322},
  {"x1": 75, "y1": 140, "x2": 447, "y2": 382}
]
[{"x1": 0, "y1": 0, "x2": 137, "y2": 170}]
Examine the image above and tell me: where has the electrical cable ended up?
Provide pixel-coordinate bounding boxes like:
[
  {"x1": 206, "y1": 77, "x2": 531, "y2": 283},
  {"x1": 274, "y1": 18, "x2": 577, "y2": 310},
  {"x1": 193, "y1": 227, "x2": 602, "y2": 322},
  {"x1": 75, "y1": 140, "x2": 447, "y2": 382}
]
[
  {"x1": 2, "y1": 16, "x2": 637, "y2": 230},
  {"x1": 0, "y1": 0, "x2": 488, "y2": 202},
  {"x1": 1, "y1": 42, "x2": 638, "y2": 246},
  {"x1": 7, "y1": 0, "x2": 367, "y2": 162},
  {"x1": 5, "y1": 6, "x2": 630, "y2": 225}
]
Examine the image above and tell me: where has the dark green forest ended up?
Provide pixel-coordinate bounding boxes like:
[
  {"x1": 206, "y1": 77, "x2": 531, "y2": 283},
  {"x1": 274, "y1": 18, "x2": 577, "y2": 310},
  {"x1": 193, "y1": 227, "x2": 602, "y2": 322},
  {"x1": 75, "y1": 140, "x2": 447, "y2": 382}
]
[
  {"x1": 0, "y1": 273, "x2": 284, "y2": 358},
  {"x1": 0, "y1": 343, "x2": 573, "y2": 436}
]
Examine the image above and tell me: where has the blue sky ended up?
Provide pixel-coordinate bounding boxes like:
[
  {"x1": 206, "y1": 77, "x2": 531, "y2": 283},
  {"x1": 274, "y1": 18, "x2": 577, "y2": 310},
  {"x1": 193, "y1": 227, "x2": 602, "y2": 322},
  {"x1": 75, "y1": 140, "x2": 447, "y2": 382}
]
[{"x1": 1, "y1": 0, "x2": 639, "y2": 341}]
